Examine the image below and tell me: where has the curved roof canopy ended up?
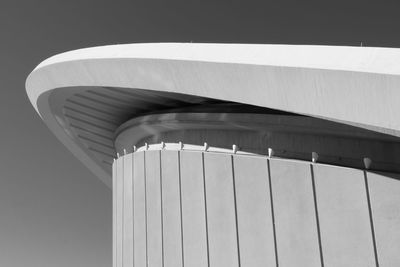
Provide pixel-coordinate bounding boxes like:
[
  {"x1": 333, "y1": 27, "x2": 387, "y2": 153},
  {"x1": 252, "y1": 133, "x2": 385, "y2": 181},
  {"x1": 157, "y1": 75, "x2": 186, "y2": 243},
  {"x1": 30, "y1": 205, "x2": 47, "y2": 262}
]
[{"x1": 26, "y1": 43, "x2": 400, "y2": 186}]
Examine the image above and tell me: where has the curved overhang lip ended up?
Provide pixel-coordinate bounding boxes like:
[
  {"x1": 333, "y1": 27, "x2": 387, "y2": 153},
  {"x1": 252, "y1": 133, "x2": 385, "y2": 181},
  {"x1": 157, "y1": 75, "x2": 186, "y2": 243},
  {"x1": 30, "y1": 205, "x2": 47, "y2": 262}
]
[
  {"x1": 26, "y1": 43, "x2": 400, "y2": 187},
  {"x1": 27, "y1": 42, "x2": 400, "y2": 114},
  {"x1": 33, "y1": 43, "x2": 400, "y2": 75}
]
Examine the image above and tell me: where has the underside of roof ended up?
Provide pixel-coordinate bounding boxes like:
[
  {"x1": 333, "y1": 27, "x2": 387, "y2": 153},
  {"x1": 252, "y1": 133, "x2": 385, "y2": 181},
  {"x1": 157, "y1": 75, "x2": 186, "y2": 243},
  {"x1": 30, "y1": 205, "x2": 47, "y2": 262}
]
[{"x1": 26, "y1": 43, "x2": 400, "y2": 186}]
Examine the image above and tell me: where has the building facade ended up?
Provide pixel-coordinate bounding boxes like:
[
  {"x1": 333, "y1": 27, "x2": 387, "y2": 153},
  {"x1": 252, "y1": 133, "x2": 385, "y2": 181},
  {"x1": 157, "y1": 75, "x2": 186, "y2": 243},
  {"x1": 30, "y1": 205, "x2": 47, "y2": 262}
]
[{"x1": 27, "y1": 43, "x2": 400, "y2": 266}]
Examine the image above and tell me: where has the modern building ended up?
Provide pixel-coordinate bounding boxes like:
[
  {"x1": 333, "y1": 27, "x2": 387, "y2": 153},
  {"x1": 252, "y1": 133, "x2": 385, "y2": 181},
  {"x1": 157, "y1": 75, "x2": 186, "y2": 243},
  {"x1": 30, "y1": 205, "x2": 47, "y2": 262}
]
[{"x1": 26, "y1": 43, "x2": 400, "y2": 266}]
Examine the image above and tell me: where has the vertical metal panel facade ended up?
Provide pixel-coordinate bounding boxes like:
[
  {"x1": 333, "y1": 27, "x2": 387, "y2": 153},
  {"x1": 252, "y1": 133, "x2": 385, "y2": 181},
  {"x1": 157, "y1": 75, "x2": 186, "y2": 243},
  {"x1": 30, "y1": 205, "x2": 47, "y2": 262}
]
[
  {"x1": 133, "y1": 152, "x2": 146, "y2": 267},
  {"x1": 203, "y1": 153, "x2": 239, "y2": 267},
  {"x1": 180, "y1": 151, "x2": 208, "y2": 267},
  {"x1": 112, "y1": 149, "x2": 399, "y2": 267},
  {"x1": 160, "y1": 150, "x2": 183, "y2": 267},
  {"x1": 313, "y1": 165, "x2": 375, "y2": 267},
  {"x1": 112, "y1": 161, "x2": 117, "y2": 267},
  {"x1": 270, "y1": 159, "x2": 320, "y2": 267},
  {"x1": 123, "y1": 154, "x2": 133, "y2": 267},
  {"x1": 368, "y1": 171, "x2": 400, "y2": 266},
  {"x1": 115, "y1": 157, "x2": 124, "y2": 267},
  {"x1": 145, "y1": 151, "x2": 163, "y2": 267},
  {"x1": 233, "y1": 155, "x2": 276, "y2": 266}
]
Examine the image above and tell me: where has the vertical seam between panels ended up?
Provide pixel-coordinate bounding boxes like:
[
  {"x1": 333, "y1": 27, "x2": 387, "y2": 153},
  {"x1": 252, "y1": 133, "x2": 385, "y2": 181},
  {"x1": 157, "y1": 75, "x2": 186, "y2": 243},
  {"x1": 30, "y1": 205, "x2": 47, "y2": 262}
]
[
  {"x1": 122, "y1": 157, "x2": 124, "y2": 267},
  {"x1": 267, "y1": 159, "x2": 279, "y2": 267},
  {"x1": 113, "y1": 162, "x2": 117, "y2": 267},
  {"x1": 159, "y1": 151, "x2": 165, "y2": 267},
  {"x1": 178, "y1": 151, "x2": 185, "y2": 267},
  {"x1": 310, "y1": 164, "x2": 324, "y2": 267},
  {"x1": 231, "y1": 156, "x2": 241, "y2": 267},
  {"x1": 144, "y1": 152, "x2": 149, "y2": 267},
  {"x1": 364, "y1": 171, "x2": 380, "y2": 267},
  {"x1": 202, "y1": 153, "x2": 211, "y2": 267},
  {"x1": 132, "y1": 154, "x2": 135, "y2": 267}
]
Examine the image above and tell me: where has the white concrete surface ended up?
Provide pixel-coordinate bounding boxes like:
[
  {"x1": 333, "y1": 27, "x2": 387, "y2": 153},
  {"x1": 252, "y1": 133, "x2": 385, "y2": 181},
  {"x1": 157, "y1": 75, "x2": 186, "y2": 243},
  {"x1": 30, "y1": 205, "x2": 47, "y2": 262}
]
[{"x1": 26, "y1": 43, "x2": 400, "y2": 186}]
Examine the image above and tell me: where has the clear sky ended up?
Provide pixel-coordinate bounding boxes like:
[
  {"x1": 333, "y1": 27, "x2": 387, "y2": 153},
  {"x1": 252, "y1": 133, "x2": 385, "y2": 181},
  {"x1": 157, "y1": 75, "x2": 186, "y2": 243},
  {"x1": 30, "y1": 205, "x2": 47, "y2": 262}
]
[{"x1": 2, "y1": 0, "x2": 400, "y2": 266}]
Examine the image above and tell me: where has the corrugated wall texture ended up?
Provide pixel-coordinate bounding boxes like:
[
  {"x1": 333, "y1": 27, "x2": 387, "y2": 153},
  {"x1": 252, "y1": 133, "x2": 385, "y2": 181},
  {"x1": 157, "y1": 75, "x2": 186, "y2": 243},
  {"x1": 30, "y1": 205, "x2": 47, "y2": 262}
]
[{"x1": 113, "y1": 150, "x2": 400, "y2": 267}]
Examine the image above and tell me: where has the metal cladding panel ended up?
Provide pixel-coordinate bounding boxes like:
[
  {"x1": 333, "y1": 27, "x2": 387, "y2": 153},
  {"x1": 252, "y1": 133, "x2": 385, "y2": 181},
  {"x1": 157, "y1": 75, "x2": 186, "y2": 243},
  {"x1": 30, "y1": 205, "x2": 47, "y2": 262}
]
[
  {"x1": 112, "y1": 149, "x2": 400, "y2": 266},
  {"x1": 116, "y1": 158, "x2": 124, "y2": 267},
  {"x1": 203, "y1": 153, "x2": 239, "y2": 267},
  {"x1": 180, "y1": 151, "x2": 208, "y2": 267},
  {"x1": 133, "y1": 152, "x2": 146, "y2": 267},
  {"x1": 160, "y1": 150, "x2": 183, "y2": 267},
  {"x1": 313, "y1": 164, "x2": 375, "y2": 267},
  {"x1": 270, "y1": 159, "x2": 320, "y2": 266},
  {"x1": 112, "y1": 161, "x2": 117, "y2": 267},
  {"x1": 367, "y1": 171, "x2": 400, "y2": 266},
  {"x1": 145, "y1": 151, "x2": 163, "y2": 267},
  {"x1": 123, "y1": 154, "x2": 133, "y2": 267},
  {"x1": 233, "y1": 155, "x2": 276, "y2": 266}
]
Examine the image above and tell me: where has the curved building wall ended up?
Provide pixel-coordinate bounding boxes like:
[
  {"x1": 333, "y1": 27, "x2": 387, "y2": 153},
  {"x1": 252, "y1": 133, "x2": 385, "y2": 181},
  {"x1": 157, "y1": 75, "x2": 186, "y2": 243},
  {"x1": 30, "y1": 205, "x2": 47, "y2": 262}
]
[
  {"x1": 112, "y1": 148, "x2": 400, "y2": 267},
  {"x1": 25, "y1": 44, "x2": 400, "y2": 267}
]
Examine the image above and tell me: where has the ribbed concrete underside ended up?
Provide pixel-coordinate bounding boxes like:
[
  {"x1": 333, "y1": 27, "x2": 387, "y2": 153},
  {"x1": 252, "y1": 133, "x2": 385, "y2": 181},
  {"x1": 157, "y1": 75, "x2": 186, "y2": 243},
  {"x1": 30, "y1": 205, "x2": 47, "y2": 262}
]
[
  {"x1": 27, "y1": 44, "x2": 400, "y2": 187},
  {"x1": 46, "y1": 86, "x2": 216, "y2": 177},
  {"x1": 113, "y1": 149, "x2": 400, "y2": 267}
]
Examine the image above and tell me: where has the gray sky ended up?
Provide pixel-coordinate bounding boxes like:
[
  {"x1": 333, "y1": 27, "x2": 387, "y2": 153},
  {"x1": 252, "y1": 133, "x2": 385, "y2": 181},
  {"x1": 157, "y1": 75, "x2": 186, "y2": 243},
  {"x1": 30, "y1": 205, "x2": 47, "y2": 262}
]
[{"x1": 1, "y1": 0, "x2": 400, "y2": 266}]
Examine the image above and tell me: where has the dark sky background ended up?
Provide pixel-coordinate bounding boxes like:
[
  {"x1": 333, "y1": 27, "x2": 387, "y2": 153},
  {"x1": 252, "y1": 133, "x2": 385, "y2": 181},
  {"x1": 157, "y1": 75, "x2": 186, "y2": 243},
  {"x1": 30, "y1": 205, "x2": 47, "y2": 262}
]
[{"x1": 1, "y1": 0, "x2": 400, "y2": 266}]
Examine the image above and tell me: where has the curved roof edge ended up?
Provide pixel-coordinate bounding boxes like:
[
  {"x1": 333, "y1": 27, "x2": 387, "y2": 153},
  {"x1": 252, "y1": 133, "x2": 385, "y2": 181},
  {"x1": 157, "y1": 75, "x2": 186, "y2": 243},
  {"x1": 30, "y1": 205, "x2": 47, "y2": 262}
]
[
  {"x1": 26, "y1": 43, "x2": 400, "y2": 186},
  {"x1": 35, "y1": 43, "x2": 400, "y2": 76}
]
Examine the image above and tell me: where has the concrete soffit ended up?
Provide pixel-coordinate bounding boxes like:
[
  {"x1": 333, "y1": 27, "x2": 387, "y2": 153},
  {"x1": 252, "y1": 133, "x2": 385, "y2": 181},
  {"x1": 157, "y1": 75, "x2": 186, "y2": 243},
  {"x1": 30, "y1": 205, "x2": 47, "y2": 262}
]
[{"x1": 25, "y1": 43, "x2": 400, "y2": 186}]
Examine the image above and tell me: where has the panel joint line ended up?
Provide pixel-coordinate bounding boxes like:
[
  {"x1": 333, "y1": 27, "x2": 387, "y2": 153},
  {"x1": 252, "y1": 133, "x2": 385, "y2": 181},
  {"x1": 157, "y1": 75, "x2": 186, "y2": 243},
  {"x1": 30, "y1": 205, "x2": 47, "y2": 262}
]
[
  {"x1": 122, "y1": 158, "x2": 124, "y2": 267},
  {"x1": 310, "y1": 164, "x2": 325, "y2": 267},
  {"x1": 132, "y1": 154, "x2": 135, "y2": 267},
  {"x1": 159, "y1": 151, "x2": 165, "y2": 267},
  {"x1": 201, "y1": 153, "x2": 211, "y2": 267},
  {"x1": 267, "y1": 159, "x2": 279, "y2": 267},
  {"x1": 231, "y1": 156, "x2": 242, "y2": 267},
  {"x1": 178, "y1": 151, "x2": 185, "y2": 267},
  {"x1": 364, "y1": 171, "x2": 380, "y2": 267},
  {"x1": 144, "y1": 152, "x2": 149, "y2": 267}
]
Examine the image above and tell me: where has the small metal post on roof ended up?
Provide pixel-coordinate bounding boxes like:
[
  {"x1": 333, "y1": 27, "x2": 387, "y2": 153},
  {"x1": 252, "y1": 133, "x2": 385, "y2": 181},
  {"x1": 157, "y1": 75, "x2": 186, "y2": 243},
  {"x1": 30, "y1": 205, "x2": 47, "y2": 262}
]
[
  {"x1": 232, "y1": 144, "x2": 238, "y2": 154},
  {"x1": 161, "y1": 142, "x2": 165, "y2": 149},
  {"x1": 204, "y1": 142, "x2": 209, "y2": 151},
  {"x1": 268, "y1": 148, "x2": 274, "y2": 158},
  {"x1": 117, "y1": 152, "x2": 120, "y2": 158},
  {"x1": 145, "y1": 143, "x2": 149, "y2": 150},
  {"x1": 123, "y1": 149, "x2": 127, "y2": 155},
  {"x1": 312, "y1": 152, "x2": 318, "y2": 163},
  {"x1": 133, "y1": 145, "x2": 137, "y2": 152},
  {"x1": 363, "y1": 157, "x2": 372, "y2": 170},
  {"x1": 179, "y1": 142, "x2": 183, "y2": 150}
]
